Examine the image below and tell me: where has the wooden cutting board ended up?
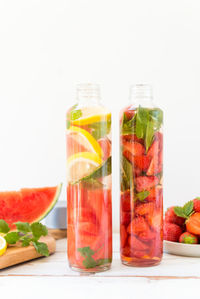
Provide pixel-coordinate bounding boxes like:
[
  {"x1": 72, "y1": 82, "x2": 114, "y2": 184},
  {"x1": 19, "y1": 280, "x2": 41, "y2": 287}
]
[
  {"x1": 0, "y1": 229, "x2": 67, "y2": 270},
  {"x1": 0, "y1": 235, "x2": 56, "y2": 270}
]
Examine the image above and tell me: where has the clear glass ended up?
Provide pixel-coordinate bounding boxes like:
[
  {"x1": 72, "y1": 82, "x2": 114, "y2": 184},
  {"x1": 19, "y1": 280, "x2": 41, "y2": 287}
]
[
  {"x1": 66, "y1": 84, "x2": 112, "y2": 273},
  {"x1": 120, "y1": 84, "x2": 163, "y2": 267}
]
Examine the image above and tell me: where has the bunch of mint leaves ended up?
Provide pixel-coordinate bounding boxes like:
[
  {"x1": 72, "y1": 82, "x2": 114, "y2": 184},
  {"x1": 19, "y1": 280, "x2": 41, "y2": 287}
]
[
  {"x1": 121, "y1": 106, "x2": 163, "y2": 152},
  {"x1": 78, "y1": 246, "x2": 112, "y2": 269},
  {"x1": 174, "y1": 201, "x2": 194, "y2": 219},
  {"x1": 0, "y1": 220, "x2": 49, "y2": 256}
]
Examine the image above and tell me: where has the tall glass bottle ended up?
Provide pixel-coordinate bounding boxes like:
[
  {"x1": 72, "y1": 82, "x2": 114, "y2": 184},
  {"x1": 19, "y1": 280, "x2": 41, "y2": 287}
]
[
  {"x1": 66, "y1": 84, "x2": 112, "y2": 272},
  {"x1": 120, "y1": 84, "x2": 163, "y2": 267}
]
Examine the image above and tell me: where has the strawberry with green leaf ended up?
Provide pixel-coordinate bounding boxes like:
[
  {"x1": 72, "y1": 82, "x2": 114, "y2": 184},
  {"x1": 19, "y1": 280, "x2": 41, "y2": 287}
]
[{"x1": 179, "y1": 232, "x2": 198, "y2": 244}]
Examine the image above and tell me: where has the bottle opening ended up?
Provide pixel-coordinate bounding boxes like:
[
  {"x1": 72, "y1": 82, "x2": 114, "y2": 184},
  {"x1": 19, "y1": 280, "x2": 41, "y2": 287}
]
[
  {"x1": 76, "y1": 83, "x2": 101, "y2": 103},
  {"x1": 129, "y1": 84, "x2": 153, "y2": 100}
]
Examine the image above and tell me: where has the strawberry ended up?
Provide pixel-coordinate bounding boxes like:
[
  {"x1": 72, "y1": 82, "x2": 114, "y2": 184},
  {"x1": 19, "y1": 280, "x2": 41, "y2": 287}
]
[
  {"x1": 146, "y1": 154, "x2": 162, "y2": 176},
  {"x1": 123, "y1": 141, "x2": 145, "y2": 157},
  {"x1": 124, "y1": 108, "x2": 135, "y2": 120},
  {"x1": 147, "y1": 213, "x2": 162, "y2": 231},
  {"x1": 127, "y1": 216, "x2": 155, "y2": 241},
  {"x1": 121, "y1": 134, "x2": 144, "y2": 145},
  {"x1": 165, "y1": 206, "x2": 185, "y2": 227},
  {"x1": 134, "y1": 155, "x2": 151, "y2": 171},
  {"x1": 179, "y1": 232, "x2": 198, "y2": 244},
  {"x1": 136, "y1": 176, "x2": 159, "y2": 192},
  {"x1": 164, "y1": 222, "x2": 182, "y2": 242},
  {"x1": 193, "y1": 198, "x2": 200, "y2": 212},
  {"x1": 127, "y1": 216, "x2": 149, "y2": 235},
  {"x1": 135, "y1": 202, "x2": 155, "y2": 216},
  {"x1": 186, "y1": 212, "x2": 200, "y2": 235},
  {"x1": 147, "y1": 186, "x2": 163, "y2": 201},
  {"x1": 147, "y1": 131, "x2": 162, "y2": 153},
  {"x1": 128, "y1": 235, "x2": 148, "y2": 251},
  {"x1": 120, "y1": 225, "x2": 128, "y2": 248},
  {"x1": 121, "y1": 211, "x2": 131, "y2": 226},
  {"x1": 121, "y1": 190, "x2": 134, "y2": 212},
  {"x1": 97, "y1": 138, "x2": 111, "y2": 161}
]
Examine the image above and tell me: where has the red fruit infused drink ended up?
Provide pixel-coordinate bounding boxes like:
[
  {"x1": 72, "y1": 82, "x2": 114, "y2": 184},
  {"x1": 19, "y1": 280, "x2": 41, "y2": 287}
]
[
  {"x1": 120, "y1": 84, "x2": 163, "y2": 266},
  {"x1": 66, "y1": 84, "x2": 112, "y2": 272}
]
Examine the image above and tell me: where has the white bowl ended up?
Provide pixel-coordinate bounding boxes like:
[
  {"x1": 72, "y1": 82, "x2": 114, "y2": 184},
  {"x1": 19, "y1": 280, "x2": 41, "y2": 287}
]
[{"x1": 164, "y1": 240, "x2": 200, "y2": 257}]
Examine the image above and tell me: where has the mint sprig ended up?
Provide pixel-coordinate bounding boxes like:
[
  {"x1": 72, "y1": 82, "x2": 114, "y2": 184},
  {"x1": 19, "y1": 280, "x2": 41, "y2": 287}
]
[
  {"x1": 0, "y1": 220, "x2": 49, "y2": 256},
  {"x1": 174, "y1": 201, "x2": 194, "y2": 219},
  {"x1": 78, "y1": 246, "x2": 112, "y2": 269}
]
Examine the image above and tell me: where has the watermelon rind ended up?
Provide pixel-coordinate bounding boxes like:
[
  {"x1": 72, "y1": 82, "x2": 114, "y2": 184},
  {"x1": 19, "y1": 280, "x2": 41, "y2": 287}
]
[{"x1": 33, "y1": 183, "x2": 63, "y2": 223}]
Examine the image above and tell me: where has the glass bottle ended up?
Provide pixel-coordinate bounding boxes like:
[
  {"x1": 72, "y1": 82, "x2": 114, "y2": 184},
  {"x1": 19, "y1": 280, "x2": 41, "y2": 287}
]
[
  {"x1": 66, "y1": 84, "x2": 112, "y2": 272},
  {"x1": 120, "y1": 84, "x2": 163, "y2": 267}
]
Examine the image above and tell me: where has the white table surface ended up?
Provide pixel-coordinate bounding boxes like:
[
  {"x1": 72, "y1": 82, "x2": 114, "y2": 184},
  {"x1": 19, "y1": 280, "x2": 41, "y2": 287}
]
[{"x1": 1, "y1": 234, "x2": 200, "y2": 299}]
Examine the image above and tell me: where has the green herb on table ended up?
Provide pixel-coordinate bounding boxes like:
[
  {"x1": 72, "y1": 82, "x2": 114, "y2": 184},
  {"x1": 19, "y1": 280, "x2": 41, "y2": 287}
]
[{"x1": 0, "y1": 220, "x2": 49, "y2": 256}]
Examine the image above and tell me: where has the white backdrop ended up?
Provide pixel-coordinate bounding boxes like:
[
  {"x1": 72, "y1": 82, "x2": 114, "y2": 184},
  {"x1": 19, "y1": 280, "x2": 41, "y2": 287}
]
[{"x1": 0, "y1": 0, "x2": 200, "y2": 231}]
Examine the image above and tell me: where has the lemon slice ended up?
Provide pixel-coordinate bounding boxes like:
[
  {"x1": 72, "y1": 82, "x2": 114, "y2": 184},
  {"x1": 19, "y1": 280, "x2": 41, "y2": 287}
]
[
  {"x1": 67, "y1": 152, "x2": 102, "y2": 183},
  {"x1": 71, "y1": 106, "x2": 111, "y2": 126},
  {"x1": 0, "y1": 236, "x2": 7, "y2": 256},
  {"x1": 67, "y1": 126, "x2": 103, "y2": 158}
]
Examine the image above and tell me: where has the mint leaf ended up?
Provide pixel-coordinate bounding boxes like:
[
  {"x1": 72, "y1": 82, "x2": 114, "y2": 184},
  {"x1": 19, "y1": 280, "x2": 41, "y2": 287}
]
[
  {"x1": 78, "y1": 246, "x2": 95, "y2": 257},
  {"x1": 149, "y1": 108, "x2": 163, "y2": 131},
  {"x1": 145, "y1": 120, "x2": 154, "y2": 152},
  {"x1": 89, "y1": 120, "x2": 111, "y2": 139},
  {"x1": 82, "y1": 256, "x2": 97, "y2": 269},
  {"x1": 21, "y1": 236, "x2": 31, "y2": 247},
  {"x1": 15, "y1": 222, "x2": 31, "y2": 233},
  {"x1": 77, "y1": 157, "x2": 111, "y2": 184},
  {"x1": 121, "y1": 113, "x2": 136, "y2": 135},
  {"x1": 120, "y1": 155, "x2": 133, "y2": 191},
  {"x1": 70, "y1": 109, "x2": 82, "y2": 121},
  {"x1": 31, "y1": 222, "x2": 48, "y2": 240},
  {"x1": 33, "y1": 241, "x2": 49, "y2": 256},
  {"x1": 81, "y1": 179, "x2": 104, "y2": 190},
  {"x1": 136, "y1": 191, "x2": 150, "y2": 201},
  {"x1": 5, "y1": 232, "x2": 20, "y2": 244},
  {"x1": 174, "y1": 206, "x2": 187, "y2": 218},
  {"x1": 183, "y1": 201, "x2": 194, "y2": 217},
  {"x1": 0, "y1": 219, "x2": 10, "y2": 233},
  {"x1": 96, "y1": 258, "x2": 112, "y2": 266}
]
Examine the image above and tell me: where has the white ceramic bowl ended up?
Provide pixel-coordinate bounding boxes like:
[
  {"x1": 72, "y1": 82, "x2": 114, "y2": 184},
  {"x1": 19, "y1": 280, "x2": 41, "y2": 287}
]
[{"x1": 164, "y1": 240, "x2": 200, "y2": 257}]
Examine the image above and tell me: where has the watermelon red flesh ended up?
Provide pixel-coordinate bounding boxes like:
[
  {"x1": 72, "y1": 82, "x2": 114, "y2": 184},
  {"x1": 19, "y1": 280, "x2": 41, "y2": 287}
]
[{"x1": 0, "y1": 184, "x2": 62, "y2": 230}]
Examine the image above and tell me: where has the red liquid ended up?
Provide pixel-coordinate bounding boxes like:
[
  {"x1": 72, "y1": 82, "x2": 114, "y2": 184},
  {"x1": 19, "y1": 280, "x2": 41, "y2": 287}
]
[
  {"x1": 120, "y1": 107, "x2": 163, "y2": 266},
  {"x1": 67, "y1": 184, "x2": 112, "y2": 271}
]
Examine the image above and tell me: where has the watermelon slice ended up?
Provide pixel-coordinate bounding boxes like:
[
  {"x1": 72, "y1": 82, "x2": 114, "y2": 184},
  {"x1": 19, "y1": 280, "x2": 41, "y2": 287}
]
[{"x1": 0, "y1": 183, "x2": 62, "y2": 230}]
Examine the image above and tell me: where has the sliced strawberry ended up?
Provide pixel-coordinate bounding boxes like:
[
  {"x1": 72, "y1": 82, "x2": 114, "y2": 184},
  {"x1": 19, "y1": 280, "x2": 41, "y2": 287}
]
[
  {"x1": 121, "y1": 134, "x2": 144, "y2": 145},
  {"x1": 123, "y1": 141, "x2": 145, "y2": 156},
  {"x1": 147, "y1": 213, "x2": 163, "y2": 231},
  {"x1": 121, "y1": 211, "x2": 132, "y2": 226},
  {"x1": 121, "y1": 190, "x2": 134, "y2": 212},
  {"x1": 127, "y1": 216, "x2": 149, "y2": 235},
  {"x1": 128, "y1": 235, "x2": 148, "y2": 251},
  {"x1": 120, "y1": 225, "x2": 128, "y2": 248},
  {"x1": 124, "y1": 108, "x2": 135, "y2": 120},
  {"x1": 134, "y1": 155, "x2": 151, "y2": 172},
  {"x1": 146, "y1": 154, "x2": 162, "y2": 176},
  {"x1": 97, "y1": 138, "x2": 111, "y2": 161},
  {"x1": 136, "y1": 176, "x2": 159, "y2": 192},
  {"x1": 147, "y1": 186, "x2": 163, "y2": 201},
  {"x1": 135, "y1": 202, "x2": 155, "y2": 216},
  {"x1": 186, "y1": 212, "x2": 200, "y2": 235}
]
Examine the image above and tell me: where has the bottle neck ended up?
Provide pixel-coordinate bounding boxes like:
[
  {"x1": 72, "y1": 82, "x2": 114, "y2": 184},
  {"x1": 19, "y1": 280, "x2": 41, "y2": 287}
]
[
  {"x1": 76, "y1": 83, "x2": 101, "y2": 106},
  {"x1": 129, "y1": 84, "x2": 154, "y2": 108}
]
